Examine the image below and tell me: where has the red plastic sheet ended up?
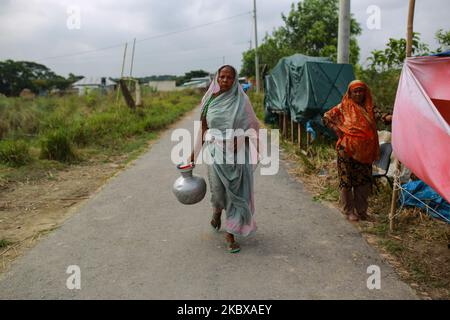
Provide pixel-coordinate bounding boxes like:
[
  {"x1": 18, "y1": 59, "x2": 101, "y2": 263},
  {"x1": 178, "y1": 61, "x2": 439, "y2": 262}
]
[{"x1": 392, "y1": 56, "x2": 450, "y2": 202}]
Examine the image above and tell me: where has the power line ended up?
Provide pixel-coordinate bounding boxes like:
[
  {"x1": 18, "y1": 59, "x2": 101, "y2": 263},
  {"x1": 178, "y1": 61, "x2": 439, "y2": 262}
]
[
  {"x1": 136, "y1": 11, "x2": 251, "y2": 43},
  {"x1": 43, "y1": 41, "x2": 250, "y2": 64},
  {"x1": 36, "y1": 11, "x2": 251, "y2": 62},
  {"x1": 36, "y1": 43, "x2": 125, "y2": 62}
]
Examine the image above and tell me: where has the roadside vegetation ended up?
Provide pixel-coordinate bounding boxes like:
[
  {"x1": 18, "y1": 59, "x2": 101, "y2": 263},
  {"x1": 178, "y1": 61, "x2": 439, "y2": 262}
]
[
  {"x1": 249, "y1": 91, "x2": 450, "y2": 300},
  {"x1": 0, "y1": 89, "x2": 201, "y2": 177},
  {"x1": 0, "y1": 89, "x2": 202, "y2": 267}
]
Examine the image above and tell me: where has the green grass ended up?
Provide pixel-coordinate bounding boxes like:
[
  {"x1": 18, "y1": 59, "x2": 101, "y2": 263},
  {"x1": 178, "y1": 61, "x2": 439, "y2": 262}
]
[
  {"x1": 0, "y1": 90, "x2": 202, "y2": 183},
  {"x1": 0, "y1": 140, "x2": 32, "y2": 167},
  {"x1": 365, "y1": 219, "x2": 390, "y2": 237},
  {"x1": 313, "y1": 184, "x2": 340, "y2": 202},
  {"x1": 0, "y1": 239, "x2": 13, "y2": 248},
  {"x1": 247, "y1": 92, "x2": 264, "y2": 120},
  {"x1": 379, "y1": 239, "x2": 405, "y2": 255}
]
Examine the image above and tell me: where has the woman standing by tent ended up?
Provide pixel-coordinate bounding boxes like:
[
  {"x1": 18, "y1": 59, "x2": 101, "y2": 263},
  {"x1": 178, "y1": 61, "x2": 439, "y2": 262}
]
[
  {"x1": 322, "y1": 80, "x2": 383, "y2": 222},
  {"x1": 188, "y1": 65, "x2": 260, "y2": 253}
]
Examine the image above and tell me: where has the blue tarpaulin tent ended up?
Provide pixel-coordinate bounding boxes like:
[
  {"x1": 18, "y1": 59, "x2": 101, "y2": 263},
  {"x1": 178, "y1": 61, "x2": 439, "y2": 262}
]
[{"x1": 399, "y1": 180, "x2": 450, "y2": 223}]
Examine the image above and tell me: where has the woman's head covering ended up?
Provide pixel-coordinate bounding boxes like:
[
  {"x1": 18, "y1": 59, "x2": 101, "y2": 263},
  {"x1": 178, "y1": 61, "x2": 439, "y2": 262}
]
[
  {"x1": 344, "y1": 80, "x2": 374, "y2": 113},
  {"x1": 323, "y1": 80, "x2": 379, "y2": 163},
  {"x1": 200, "y1": 65, "x2": 243, "y2": 114},
  {"x1": 200, "y1": 65, "x2": 260, "y2": 138}
]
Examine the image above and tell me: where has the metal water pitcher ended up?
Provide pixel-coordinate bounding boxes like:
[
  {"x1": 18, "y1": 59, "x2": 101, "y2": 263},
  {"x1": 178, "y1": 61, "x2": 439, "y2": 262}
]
[{"x1": 173, "y1": 163, "x2": 207, "y2": 205}]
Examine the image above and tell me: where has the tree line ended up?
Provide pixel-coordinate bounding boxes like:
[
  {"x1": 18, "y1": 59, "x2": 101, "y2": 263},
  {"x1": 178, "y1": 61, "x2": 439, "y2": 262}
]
[
  {"x1": 240, "y1": 0, "x2": 449, "y2": 111},
  {"x1": 0, "y1": 59, "x2": 210, "y2": 97},
  {"x1": 0, "y1": 60, "x2": 83, "y2": 96}
]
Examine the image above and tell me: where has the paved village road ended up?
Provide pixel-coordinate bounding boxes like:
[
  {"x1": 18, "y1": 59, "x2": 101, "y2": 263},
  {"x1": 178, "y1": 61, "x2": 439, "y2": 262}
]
[{"x1": 0, "y1": 107, "x2": 417, "y2": 299}]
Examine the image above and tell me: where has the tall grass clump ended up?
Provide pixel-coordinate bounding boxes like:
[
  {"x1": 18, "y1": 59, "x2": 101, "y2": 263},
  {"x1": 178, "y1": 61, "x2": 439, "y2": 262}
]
[
  {"x1": 0, "y1": 140, "x2": 32, "y2": 167},
  {"x1": 0, "y1": 97, "x2": 41, "y2": 139},
  {"x1": 40, "y1": 128, "x2": 78, "y2": 163}
]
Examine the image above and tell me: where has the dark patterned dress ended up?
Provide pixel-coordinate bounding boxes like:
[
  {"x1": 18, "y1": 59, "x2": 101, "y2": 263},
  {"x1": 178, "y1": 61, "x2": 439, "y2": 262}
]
[{"x1": 337, "y1": 146, "x2": 372, "y2": 189}]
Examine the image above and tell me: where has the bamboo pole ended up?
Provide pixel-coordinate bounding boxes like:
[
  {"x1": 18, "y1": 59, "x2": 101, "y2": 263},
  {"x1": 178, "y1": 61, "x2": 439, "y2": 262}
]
[
  {"x1": 389, "y1": 0, "x2": 415, "y2": 232},
  {"x1": 406, "y1": 0, "x2": 416, "y2": 58}
]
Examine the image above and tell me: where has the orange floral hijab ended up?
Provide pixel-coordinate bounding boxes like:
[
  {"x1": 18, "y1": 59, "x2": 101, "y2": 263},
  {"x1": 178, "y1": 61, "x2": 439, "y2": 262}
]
[{"x1": 324, "y1": 80, "x2": 380, "y2": 164}]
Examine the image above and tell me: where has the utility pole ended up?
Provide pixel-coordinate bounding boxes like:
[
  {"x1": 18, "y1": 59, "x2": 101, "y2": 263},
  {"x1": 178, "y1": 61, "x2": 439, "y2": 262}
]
[
  {"x1": 130, "y1": 38, "x2": 136, "y2": 78},
  {"x1": 120, "y1": 43, "x2": 128, "y2": 79},
  {"x1": 337, "y1": 0, "x2": 351, "y2": 63},
  {"x1": 116, "y1": 42, "x2": 128, "y2": 105},
  {"x1": 129, "y1": 38, "x2": 137, "y2": 103},
  {"x1": 253, "y1": 0, "x2": 260, "y2": 93}
]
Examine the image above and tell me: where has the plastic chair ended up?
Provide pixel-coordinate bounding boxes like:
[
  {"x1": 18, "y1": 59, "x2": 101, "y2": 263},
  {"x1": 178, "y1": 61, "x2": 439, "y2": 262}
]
[{"x1": 372, "y1": 142, "x2": 393, "y2": 190}]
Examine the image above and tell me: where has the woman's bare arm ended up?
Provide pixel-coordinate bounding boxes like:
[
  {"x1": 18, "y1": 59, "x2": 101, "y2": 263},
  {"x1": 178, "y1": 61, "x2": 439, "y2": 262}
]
[{"x1": 189, "y1": 116, "x2": 208, "y2": 163}]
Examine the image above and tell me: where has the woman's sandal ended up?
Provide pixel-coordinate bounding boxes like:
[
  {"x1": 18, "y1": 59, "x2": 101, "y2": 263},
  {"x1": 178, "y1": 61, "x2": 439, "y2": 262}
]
[
  {"x1": 227, "y1": 242, "x2": 241, "y2": 253},
  {"x1": 210, "y1": 211, "x2": 221, "y2": 231}
]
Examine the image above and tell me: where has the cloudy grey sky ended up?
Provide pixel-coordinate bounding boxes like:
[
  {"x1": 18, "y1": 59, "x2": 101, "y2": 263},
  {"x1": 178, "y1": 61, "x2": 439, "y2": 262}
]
[{"x1": 0, "y1": 0, "x2": 449, "y2": 77}]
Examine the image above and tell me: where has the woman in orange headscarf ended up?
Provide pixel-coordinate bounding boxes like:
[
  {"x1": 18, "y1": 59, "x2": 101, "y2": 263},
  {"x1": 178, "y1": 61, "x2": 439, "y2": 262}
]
[{"x1": 323, "y1": 80, "x2": 381, "y2": 221}]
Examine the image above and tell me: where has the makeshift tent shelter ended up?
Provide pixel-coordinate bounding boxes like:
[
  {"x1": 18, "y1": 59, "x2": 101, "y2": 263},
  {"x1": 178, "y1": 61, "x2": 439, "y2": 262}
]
[
  {"x1": 264, "y1": 54, "x2": 355, "y2": 125},
  {"x1": 392, "y1": 51, "x2": 450, "y2": 202}
]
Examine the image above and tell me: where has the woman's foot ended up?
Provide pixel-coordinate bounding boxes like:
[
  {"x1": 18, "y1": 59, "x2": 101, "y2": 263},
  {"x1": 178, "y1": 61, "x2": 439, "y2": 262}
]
[
  {"x1": 210, "y1": 210, "x2": 222, "y2": 231},
  {"x1": 225, "y1": 233, "x2": 240, "y2": 253},
  {"x1": 347, "y1": 212, "x2": 359, "y2": 221},
  {"x1": 358, "y1": 212, "x2": 374, "y2": 221}
]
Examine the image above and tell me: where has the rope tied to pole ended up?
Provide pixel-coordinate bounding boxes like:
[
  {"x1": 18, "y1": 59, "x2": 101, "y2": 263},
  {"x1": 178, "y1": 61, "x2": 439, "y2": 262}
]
[{"x1": 390, "y1": 180, "x2": 450, "y2": 224}]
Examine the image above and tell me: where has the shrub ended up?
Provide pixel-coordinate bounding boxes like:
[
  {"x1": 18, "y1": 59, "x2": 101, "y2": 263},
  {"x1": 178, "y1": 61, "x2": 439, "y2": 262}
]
[
  {"x1": 0, "y1": 97, "x2": 40, "y2": 138},
  {"x1": 85, "y1": 90, "x2": 98, "y2": 108},
  {"x1": 69, "y1": 121, "x2": 90, "y2": 146},
  {"x1": 0, "y1": 140, "x2": 32, "y2": 167},
  {"x1": 40, "y1": 129, "x2": 77, "y2": 162}
]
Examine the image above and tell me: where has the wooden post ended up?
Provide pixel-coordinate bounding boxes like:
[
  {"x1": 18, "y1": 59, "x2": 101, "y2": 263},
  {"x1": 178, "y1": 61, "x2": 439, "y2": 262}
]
[
  {"x1": 283, "y1": 113, "x2": 288, "y2": 139},
  {"x1": 389, "y1": 0, "x2": 415, "y2": 232},
  {"x1": 297, "y1": 122, "x2": 302, "y2": 150},
  {"x1": 286, "y1": 114, "x2": 290, "y2": 139},
  {"x1": 290, "y1": 119, "x2": 294, "y2": 143},
  {"x1": 278, "y1": 112, "x2": 283, "y2": 131}
]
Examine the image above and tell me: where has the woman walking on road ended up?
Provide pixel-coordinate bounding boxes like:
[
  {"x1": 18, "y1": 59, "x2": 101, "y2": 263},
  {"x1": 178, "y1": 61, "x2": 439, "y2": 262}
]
[{"x1": 188, "y1": 65, "x2": 260, "y2": 253}]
